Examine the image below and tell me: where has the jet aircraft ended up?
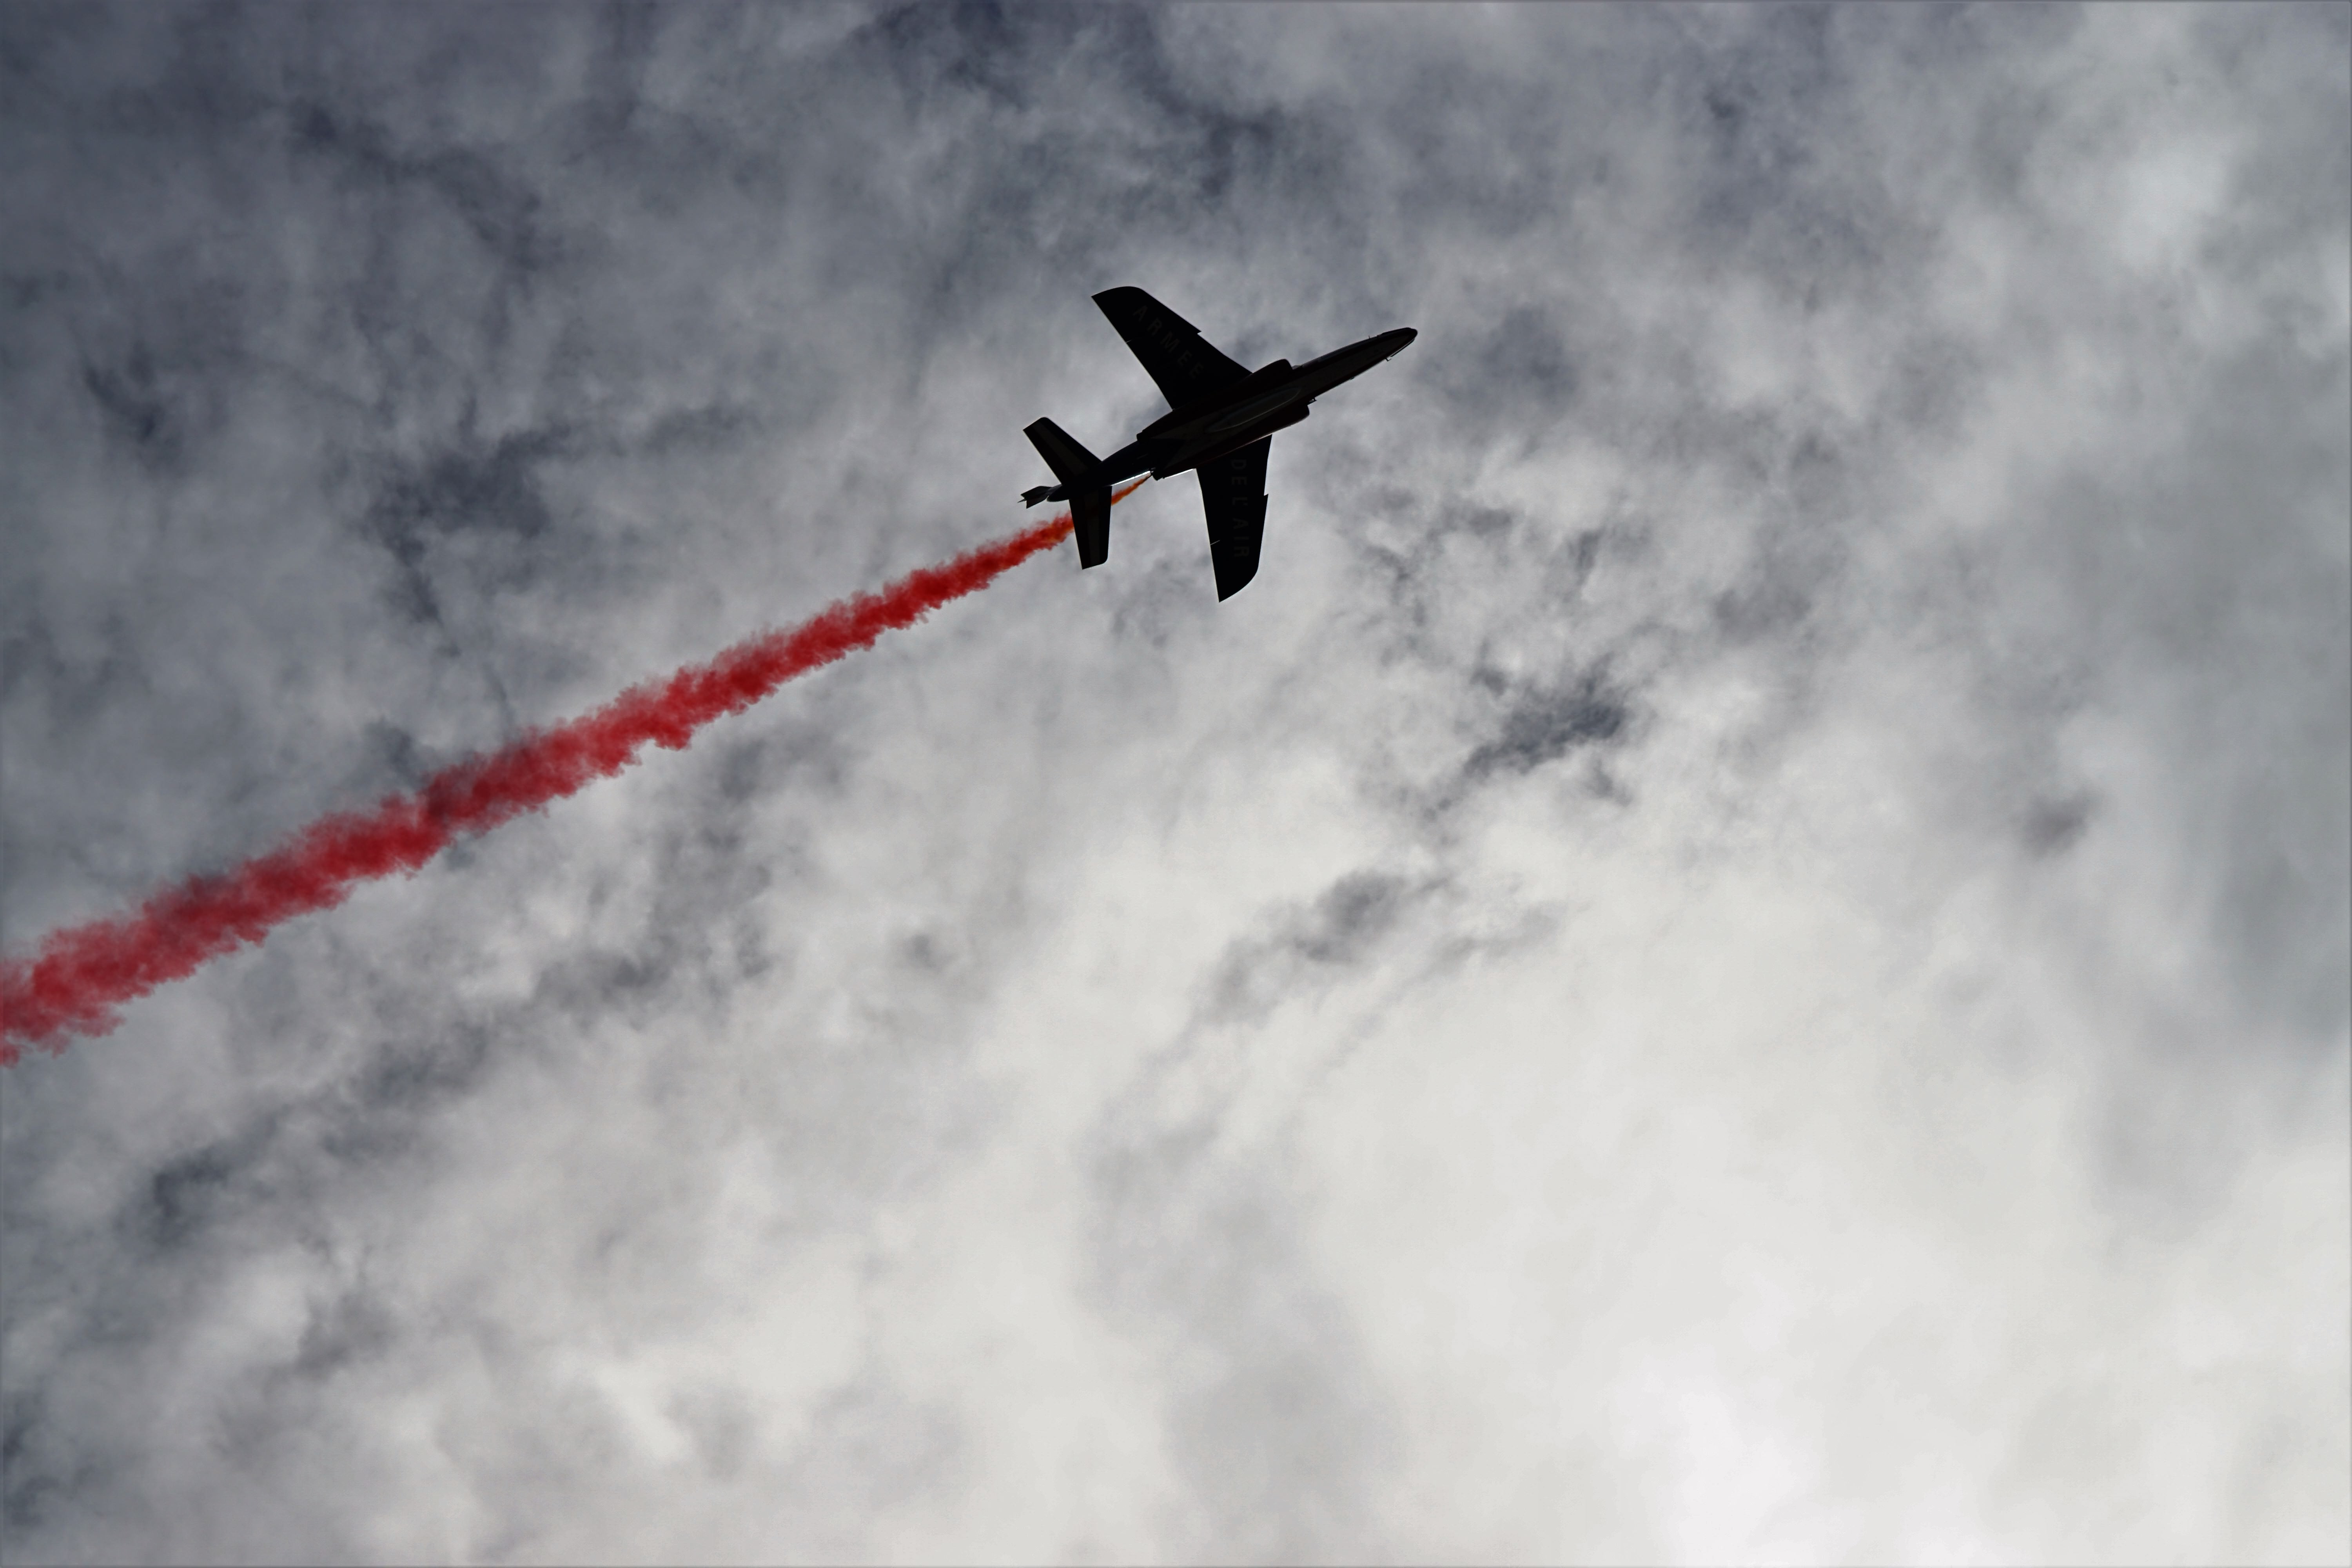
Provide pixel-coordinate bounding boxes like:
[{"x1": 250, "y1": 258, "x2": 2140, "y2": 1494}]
[{"x1": 1023, "y1": 287, "x2": 1417, "y2": 599}]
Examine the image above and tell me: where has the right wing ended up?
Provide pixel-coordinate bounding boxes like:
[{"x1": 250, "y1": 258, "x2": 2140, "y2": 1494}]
[
  {"x1": 1196, "y1": 438, "x2": 1271, "y2": 601},
  {"x1": 1093, "y1": 287, "x2": 1249, "y2": 409}
]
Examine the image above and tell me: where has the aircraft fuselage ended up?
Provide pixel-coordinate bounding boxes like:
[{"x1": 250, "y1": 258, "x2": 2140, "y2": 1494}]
[
  {"x1": 1087, "y1": 327, "x2": 1417, "y2": 487},
  {"x1": 1020, "y1": 288, "x2": 1417, "y2": 597}
]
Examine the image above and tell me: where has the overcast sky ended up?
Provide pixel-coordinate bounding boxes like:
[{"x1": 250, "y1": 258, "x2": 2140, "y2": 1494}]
[{"x1": 2, "y1": 5, "x2": 2347, "y2": 1563}]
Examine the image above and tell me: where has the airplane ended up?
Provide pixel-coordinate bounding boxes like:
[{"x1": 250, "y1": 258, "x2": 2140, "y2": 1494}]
[{"x1": 1022, "y1": 287, "x2": 1417, "y2": 599}]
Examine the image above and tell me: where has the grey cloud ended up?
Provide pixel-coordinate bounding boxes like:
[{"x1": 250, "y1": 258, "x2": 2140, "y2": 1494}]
[
  {"x1": 2, "y1": 4, "x2": 2344, "y2": 1562},
  {"x1": 2022, "y1": 791, "x2": 2096, "y2": 858},
  {"x1": 1468, "y1": 669, "x2": 1632, "y2": 780},
  {"x1": 287, "y1": 103, "x2": 561, "y2": 284},
  {"x1": 363, "y1": 425, "x2": 573, "y2": 630},
  {"x1": 76, "y1": 348, "x2": 178, "y2": 468},
  {"x1": 1089, "y1": 1109, "x2": 1396, "y2": 1562},
  {"x1": 1194, "y1": 871, "x2": 1432, "y2": 1031}
]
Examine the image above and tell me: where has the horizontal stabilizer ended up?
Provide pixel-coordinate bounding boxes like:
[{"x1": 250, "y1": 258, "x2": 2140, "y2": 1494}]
[{"x1": 1070, "y1": 486, "x2": 1112, "y2": 570}]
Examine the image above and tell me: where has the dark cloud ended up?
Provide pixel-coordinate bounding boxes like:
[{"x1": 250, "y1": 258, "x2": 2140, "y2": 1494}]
[
  {"x1": 1200, "y1": 871, "x2": 1423, "y2": 1026},
  {"x1": 2023, "y1": 792, "x2": 2096, "y2": 858},
  {"x1": 363, "y1": 425, "x2": 572, "y2": 626},
  {"x1": 77, "y1": 348, "x2": 177, "y2": 465},
  {"x1": 1469, "y1": 670, "x2": 1631, "y2": 780}
]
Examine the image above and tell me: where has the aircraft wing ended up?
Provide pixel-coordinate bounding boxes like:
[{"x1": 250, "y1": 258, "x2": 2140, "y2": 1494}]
[
  {"x1": 1094, "y1": 287, "x2": 1249, "y2": 408},
  {"x1": 1196, "y1": 437, "x2": 1270, "y2": 600}
]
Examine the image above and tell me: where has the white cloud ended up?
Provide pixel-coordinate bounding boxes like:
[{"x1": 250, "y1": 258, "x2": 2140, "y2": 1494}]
[{"x1": 3, "y1": 5, "x2": 2343, "y2": 1563}]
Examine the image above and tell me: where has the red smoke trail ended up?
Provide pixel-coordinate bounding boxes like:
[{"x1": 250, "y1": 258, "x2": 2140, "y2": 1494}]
[{"x1": 1, "y1": 480, "x2": 1145, "y2": 1063}]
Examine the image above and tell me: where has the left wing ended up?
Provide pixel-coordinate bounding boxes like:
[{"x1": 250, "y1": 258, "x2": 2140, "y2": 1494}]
[{"x1": 1197, "y1": 438, "x2": 1271, "y2": 601}]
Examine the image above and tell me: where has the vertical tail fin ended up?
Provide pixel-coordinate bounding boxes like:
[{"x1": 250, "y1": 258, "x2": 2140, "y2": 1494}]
[
  {"x1": 1025, "y1": 417, "x2": 1111, "y2": 569},
  {"x1": 1024, "y1": 418, "x2": 1099, "y2": 488}
]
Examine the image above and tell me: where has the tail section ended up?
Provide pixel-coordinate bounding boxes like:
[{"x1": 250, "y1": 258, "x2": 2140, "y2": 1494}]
[
  {"x1": 1025, "y1": 417, "x2": 1111, "y2": 568},
  {"x1": 1024, "y1": 417, "x2": 1099, "y2": 489},
  {"x1": 1069, "y1": 486, "x2": 1111, "y2": 568}
]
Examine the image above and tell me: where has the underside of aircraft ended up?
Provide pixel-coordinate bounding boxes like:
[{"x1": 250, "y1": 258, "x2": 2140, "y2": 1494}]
[{"x1": 1022, "y1": 288, "x2": 1415, "y2": 600}]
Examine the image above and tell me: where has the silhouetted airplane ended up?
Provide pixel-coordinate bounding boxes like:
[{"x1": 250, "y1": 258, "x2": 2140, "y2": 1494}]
[{"x1": 1023, "y1": 287, "x2": 1417, "y2": 599}]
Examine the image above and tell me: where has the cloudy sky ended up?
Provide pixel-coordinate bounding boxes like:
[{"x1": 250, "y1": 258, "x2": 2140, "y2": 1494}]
[{"x1": 2, "y1": 4, "x2": 2347, "y2": 1563}]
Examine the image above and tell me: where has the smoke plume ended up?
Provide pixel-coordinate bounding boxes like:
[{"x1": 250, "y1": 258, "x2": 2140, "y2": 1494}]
[{"x1": 2, "y1": 483, "x2": 1145, "y2": 1062}]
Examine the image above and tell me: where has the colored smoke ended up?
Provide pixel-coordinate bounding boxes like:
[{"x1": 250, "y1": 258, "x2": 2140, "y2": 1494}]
[{"x1": 1, "y1": 480, "x2": 1145, "y2": 1062}]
